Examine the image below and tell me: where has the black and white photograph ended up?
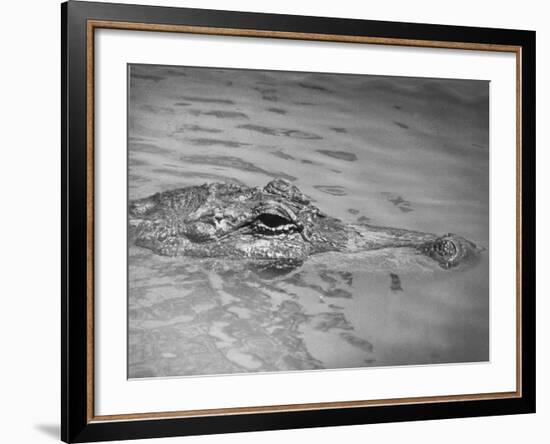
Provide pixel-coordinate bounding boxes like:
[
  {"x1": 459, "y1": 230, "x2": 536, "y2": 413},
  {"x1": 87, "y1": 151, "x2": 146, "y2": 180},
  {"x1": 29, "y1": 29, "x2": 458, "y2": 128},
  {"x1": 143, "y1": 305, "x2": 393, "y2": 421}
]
[
  {"x1": 0, "y1": 0, "x2": 543, "y2": 441},
  {"x1": 127, "y1": 64, "x2": 490, "y2": 379}
]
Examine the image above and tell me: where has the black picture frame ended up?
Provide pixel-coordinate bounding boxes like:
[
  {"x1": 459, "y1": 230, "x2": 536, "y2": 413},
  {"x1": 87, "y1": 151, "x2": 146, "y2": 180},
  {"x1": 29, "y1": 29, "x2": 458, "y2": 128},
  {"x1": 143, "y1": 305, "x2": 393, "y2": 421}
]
[{"x1": 61, "y1": 1, "x2": 536, "y2": 442}]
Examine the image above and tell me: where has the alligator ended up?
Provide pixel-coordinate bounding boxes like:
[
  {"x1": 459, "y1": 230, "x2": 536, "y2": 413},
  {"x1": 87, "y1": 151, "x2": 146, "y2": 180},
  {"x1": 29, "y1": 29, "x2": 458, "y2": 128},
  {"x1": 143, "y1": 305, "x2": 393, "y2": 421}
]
[{"x1": 129, "y1": 178, "x2": 483, "y2": 269}]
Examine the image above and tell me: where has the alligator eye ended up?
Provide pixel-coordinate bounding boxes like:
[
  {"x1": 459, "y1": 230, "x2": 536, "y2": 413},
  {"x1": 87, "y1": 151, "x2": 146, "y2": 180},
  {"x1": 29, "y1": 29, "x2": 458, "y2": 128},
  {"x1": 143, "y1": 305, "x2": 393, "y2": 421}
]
[
  {"x1": 254, "y1": 213, "x2": 298, "y2": 235},
  {"x1": 258, "y1": 213, "x2": 290, "y2": 228}
]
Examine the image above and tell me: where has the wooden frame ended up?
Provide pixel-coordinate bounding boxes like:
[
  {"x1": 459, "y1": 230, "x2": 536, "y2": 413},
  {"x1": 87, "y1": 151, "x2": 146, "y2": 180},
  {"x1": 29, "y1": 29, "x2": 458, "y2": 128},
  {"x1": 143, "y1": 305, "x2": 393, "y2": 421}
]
[{"x1": 62, "y1": 1, "x2": 536, "y2": 442}]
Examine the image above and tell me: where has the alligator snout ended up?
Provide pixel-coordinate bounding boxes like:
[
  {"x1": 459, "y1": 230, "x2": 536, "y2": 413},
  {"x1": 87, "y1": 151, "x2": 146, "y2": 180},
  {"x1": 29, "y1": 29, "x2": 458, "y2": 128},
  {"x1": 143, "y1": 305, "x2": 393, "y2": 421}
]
[{"x1": 420, "y1": 234, "x2": 483, "y2": 269}]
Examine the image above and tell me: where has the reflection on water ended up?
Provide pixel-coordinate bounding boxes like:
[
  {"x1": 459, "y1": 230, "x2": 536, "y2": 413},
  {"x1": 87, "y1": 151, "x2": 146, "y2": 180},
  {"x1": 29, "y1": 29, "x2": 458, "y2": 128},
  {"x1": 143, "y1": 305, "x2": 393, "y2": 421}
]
[{"x1": 128, "y1": 64, "x2": 489, "y2": 378}]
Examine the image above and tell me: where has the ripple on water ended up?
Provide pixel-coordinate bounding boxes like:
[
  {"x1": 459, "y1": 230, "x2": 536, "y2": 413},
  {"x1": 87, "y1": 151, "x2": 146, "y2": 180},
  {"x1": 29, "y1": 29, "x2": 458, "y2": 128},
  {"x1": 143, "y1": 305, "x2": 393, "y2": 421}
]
[
  {"x1": 160, "y1": 68, "x2": 187, "y2": 77},
  {"x1": 339, "y1": 332, "x2": 374, "y2": 353},
  {"x1": 393, "y1": 121, "x2": 410, "y2": 129},
  {"x1": 381, "y1": 192, "x2": 414, "y2": 213},
  {"x1": 172, "y1": 124, "x2": 222, "y2": 135},
  {"x1": 179, "y1": 155, "x2": 297, "y2": 182},
  {"x1": 314, "y1": 185, "x2": 348, "y2": 196},
  {"x1": 312, "y1": 312, "x2": 353, "y2": 332},
  {"x1": 186, "y1": 138, "x2": 251, "y2": 148},
  {"x1": 298, "y1": 82, "x2": 333, "y2": 93},
  {"x1": 130, "y1": 142, "x2": 172, "y2": 155},
  {"x1": 140, "y1": 104, "x2": 175, "y2": 114},
  {"x1": 357, "y1": 215, "x2": 372, "y2": 224},
  {"x1": 176, "y1": 96, "x2": 235, "y2": 105},
  {"x1": 189, "y1": 110, "x2": 249, "y2": 119},
  {"x1": 238, "y1": 124, "x2": 322, "y2": 140},
  {"x1": 271, "y1": 150, "x2": 295, "y2": 161},
  {"x1": 131, "y1": 73, "x2": 165, "y2": 82},
  {"x1": 316, "y1": 150, "x2": 358, "y2": 161},
  {"x1": 266, "y1": 107, "x2": 288, "y2": 115},
  {"x1": 253, "y1": 87, "x2": 279, "y2": 102},
  {"x1": 151, "y1": 168, "x2": 246, "y2": 186}
]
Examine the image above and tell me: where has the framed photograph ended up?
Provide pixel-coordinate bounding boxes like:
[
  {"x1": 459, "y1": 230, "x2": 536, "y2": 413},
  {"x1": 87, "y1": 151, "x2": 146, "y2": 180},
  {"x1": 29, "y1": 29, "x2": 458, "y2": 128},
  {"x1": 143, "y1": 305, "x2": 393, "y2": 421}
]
[{"x1": 61, "y1": 1, "x2": 536, "y2": 442}]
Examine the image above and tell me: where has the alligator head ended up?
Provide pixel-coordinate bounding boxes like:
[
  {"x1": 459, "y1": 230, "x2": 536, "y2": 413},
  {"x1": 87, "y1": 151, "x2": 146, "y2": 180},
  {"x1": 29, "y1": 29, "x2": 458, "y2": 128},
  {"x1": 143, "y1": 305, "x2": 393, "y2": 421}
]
[{"x1": 129, "y1": 178, "x2": 484, "y2": 269}]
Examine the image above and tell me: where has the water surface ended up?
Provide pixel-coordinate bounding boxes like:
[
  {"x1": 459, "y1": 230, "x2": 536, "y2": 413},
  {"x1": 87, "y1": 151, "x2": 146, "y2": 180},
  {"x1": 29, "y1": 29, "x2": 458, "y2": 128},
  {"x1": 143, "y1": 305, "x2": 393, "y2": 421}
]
[{"x1": 128, "y1": 64, "x2": 489, "y2": 378}]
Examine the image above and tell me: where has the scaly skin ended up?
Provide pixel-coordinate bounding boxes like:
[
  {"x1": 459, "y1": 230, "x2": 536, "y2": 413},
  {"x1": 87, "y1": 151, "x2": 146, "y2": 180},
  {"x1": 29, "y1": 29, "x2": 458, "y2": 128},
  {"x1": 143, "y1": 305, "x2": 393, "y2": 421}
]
[{"x1": 129, "y1": 178, "x2": 483, "y2": 269}]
